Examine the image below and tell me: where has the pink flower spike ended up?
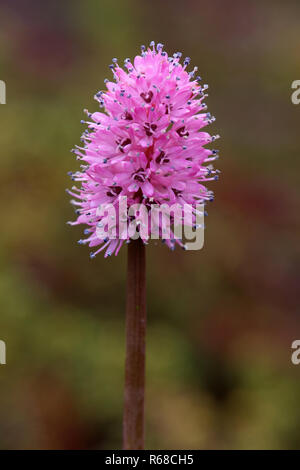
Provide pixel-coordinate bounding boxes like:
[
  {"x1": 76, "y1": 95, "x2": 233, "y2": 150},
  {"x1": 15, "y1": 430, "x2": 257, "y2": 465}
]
[{"x1": 68, "y1": 42, "x2": 219, "y2": 257}]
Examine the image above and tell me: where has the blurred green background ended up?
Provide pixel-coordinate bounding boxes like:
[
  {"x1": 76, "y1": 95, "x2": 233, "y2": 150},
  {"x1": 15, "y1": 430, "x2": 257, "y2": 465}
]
[{"x1": 0, "y1": 0, "x2": 299, "y2": 449}]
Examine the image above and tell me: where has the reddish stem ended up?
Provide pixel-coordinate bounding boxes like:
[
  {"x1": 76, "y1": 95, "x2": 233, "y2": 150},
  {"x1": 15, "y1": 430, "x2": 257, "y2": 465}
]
[{"x1": 123, "y1": 238, "x2": 146, "y2": 450}]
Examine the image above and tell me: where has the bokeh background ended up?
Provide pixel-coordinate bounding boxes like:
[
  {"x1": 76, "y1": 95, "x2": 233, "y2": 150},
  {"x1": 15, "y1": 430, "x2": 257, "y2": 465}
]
[{"x1": 0, "y1": 0, "x2": 299, "y2": 449}]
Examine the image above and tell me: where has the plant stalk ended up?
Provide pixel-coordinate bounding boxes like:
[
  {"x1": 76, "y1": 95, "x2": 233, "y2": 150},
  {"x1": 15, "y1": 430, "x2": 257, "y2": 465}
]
[{"x1": 123, "y1": 238, "x2": 146, "y2": 450}]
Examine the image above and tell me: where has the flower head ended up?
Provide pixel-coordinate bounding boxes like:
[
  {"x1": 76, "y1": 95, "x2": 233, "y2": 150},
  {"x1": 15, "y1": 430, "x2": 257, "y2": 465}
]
[{"x1": 68, "y1": 42, "x2": 219, "y2": 257}]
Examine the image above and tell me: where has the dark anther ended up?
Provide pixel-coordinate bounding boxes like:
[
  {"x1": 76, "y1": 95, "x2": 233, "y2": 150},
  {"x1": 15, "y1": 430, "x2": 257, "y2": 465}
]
[
  {"x1": 144, "y1": 122, "x2": 156, "y2": 137},
  {"x1": 122, "y1": 111, "x2": 133, "y2": 120},
  {"x1": 155, "y1": 151, "x2": 169, "y2": 164},
  {"x1": 133, "y1": 168, "x2": 146, "y2": 182},
  {"x1": 117, "y1": 138, "x2": 131, "y2": 153},
  {"x1": 106, "y1": 185, "x2": 122, "y2": 197},
  {"x1": 140, "y1": 91, "x2": 153, "y2": 103},
  {"x1": 176, "y1": 126, "x2": 189, "y2": 138},
  {"x1": 122, "y1": 138, "x2": 131, "y2": 147},
  {"x1": 134, "y1": 175, "x2": 144, "y2": 182},
  {"x1": 156, "y1": 151, "x2": 165, "y2": 164},
  {"x1": 172, "y1": 188, "x2": 182, "y2": 197},
  {"x1": 165, "y1": 104, "x2": 173, "y2": 114}
]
